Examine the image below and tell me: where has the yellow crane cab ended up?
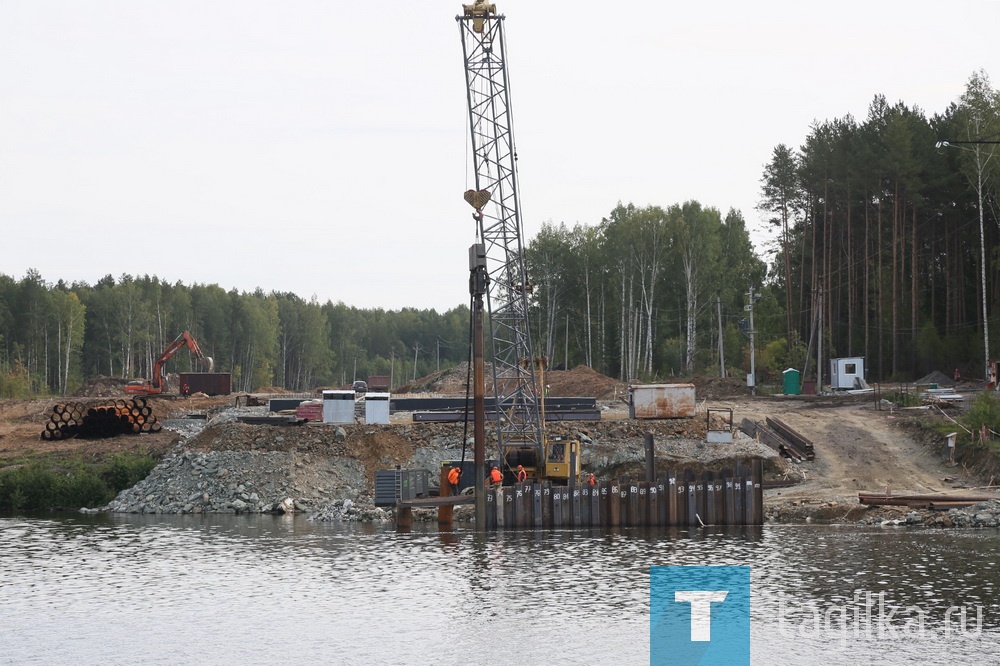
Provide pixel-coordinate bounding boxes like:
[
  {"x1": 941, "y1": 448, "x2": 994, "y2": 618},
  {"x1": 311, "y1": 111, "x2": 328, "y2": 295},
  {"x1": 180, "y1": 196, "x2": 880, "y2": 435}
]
[{"x1": 543, "y1": 435, "x2": 581, "y2": 483}]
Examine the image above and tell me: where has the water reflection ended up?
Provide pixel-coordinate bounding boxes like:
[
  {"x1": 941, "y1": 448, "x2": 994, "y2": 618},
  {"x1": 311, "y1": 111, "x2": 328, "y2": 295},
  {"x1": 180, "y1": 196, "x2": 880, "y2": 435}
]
[{"x1": 2, "y1": 515, "x2": 1000, "y2": 664}]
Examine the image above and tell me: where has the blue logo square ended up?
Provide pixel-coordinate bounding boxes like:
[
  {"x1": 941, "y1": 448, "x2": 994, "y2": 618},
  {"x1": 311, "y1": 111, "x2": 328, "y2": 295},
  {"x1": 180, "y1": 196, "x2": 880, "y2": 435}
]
[{"x1": 650, "y1": 566, "x2": 750, "y2": 665}]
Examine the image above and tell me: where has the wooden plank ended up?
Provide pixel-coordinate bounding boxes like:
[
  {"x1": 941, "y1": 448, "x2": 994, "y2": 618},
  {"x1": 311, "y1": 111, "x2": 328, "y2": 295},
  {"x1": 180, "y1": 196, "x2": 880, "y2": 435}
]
[{"x1": 397, "y1": 495, "x2": 474, "y2": 508}]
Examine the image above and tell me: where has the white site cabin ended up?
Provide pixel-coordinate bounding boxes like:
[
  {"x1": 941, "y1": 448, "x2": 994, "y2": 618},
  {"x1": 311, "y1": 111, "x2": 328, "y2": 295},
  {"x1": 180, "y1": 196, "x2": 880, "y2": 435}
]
[{"x1": 829, "y1": 357, "x2": 866, "y2": 390}]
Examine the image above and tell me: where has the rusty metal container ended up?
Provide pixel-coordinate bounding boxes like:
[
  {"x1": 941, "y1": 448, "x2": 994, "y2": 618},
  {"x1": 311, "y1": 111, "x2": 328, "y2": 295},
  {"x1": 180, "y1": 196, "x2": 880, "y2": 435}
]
[
  {"x1": 629, "y1": 383, "x2": 696, "y2": 419},
  {"x1": 178, "y1": 372, "x2": 232, "y2": 396},
  {"x1": 367, "y1": 375, "x2": 390, "y2": 392}
]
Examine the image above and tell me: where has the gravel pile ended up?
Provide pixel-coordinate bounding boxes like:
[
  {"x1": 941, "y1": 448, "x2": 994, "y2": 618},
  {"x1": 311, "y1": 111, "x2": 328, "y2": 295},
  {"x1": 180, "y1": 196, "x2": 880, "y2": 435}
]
[
  {"x1": 946, "y1": 499, "x2": 1000, "y2": 527},
  {"x1": 108, "y1": 450, "x2": 307, "y2": 514},
  {"x1": 108, "y1": 405, "x2": 778, "y2": 521}
]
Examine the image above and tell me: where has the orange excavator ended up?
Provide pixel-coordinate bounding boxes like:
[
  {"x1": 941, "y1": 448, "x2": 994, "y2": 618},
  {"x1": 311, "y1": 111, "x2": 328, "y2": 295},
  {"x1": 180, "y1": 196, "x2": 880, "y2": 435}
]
[{"x1": 125, "y1": 331, "x2": 214, "y2": 395}]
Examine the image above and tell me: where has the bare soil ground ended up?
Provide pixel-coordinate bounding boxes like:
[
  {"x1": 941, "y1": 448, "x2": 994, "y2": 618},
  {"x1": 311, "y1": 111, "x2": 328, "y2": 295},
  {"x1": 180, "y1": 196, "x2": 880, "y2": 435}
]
[
  {"x1": 0, "y1": 395, "x2": 223, "y2": 466},
  {"x1": 1, "y1": 366, "x2": 992, "y2": 523}
]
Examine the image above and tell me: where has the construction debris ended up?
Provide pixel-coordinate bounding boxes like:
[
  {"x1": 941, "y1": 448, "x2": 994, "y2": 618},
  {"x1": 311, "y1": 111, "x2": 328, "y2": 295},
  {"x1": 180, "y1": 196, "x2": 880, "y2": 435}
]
[
  {"x1": 859, "y1": 491, "x2": 999, "y2": 511},
  {"x1": 740, "y1": 417, "x2": 815, "y2": 462}
]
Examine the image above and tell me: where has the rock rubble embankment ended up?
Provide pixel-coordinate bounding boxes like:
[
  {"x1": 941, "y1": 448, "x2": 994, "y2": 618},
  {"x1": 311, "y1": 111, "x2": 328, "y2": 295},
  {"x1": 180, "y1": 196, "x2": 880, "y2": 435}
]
[{"x1": 106, "y1": 405, "x2": 782, "y2": 520}]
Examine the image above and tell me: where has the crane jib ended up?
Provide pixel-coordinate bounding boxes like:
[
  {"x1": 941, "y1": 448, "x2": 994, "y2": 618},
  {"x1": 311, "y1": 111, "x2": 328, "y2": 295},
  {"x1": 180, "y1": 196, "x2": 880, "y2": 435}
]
[{"x1": 458, "y1": 4, "x2": 545, "y2": 465}]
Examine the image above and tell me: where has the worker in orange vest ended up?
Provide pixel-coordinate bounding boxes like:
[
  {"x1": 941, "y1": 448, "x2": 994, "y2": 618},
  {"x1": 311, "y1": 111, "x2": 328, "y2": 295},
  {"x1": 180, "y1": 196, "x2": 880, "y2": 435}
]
[
  {"x1": 447, "y1": 466, "x2": 461, "y2": 496},
  {"x1": 489, "y1": 466, "x2": 503, "y2": 486},
  {"x1": 587, "y1": 473, "x2": 596, "y2": 486},
  {"x1": 516, "y1": 464, "x2": 527, "y2": 483}
]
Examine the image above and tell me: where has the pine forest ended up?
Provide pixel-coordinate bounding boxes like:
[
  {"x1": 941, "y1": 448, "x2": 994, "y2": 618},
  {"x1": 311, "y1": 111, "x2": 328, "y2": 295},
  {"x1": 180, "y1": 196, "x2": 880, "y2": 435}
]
[{"x1": 2, "y1": 72, "x2": 999, "y2": 397}]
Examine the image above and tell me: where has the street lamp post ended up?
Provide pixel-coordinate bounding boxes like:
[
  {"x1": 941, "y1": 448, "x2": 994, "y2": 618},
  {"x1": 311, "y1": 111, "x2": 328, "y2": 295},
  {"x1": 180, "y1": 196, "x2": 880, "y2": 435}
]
[{"x1": 936, "y1": 140, "x2": 996, "y2": 385}]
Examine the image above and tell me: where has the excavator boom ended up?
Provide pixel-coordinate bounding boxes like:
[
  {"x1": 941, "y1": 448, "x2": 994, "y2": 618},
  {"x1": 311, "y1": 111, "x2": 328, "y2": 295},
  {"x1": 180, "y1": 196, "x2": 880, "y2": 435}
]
[{"x1": 125, "y1": 331, "x2": 212, "y2": 395}]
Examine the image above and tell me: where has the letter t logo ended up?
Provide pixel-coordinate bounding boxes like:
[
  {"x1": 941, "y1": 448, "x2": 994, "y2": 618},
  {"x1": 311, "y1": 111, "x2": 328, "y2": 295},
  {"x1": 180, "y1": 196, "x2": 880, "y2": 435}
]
[{"x1": 674, "y1": 591, "x2": 729, "y2": 641}]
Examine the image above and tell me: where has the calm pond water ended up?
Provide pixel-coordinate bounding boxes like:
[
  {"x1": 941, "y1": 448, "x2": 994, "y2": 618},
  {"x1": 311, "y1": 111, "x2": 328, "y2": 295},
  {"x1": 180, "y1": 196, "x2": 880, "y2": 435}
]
[{"x1": 1, "y1": 514, "x2": 999, "y2": 665}]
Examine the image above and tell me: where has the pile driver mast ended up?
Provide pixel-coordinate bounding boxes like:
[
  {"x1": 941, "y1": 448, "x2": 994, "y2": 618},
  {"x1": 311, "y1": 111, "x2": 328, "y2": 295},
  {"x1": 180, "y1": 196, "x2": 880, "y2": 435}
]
[{"x1": 457, "y1": 2, "x2": 544, "y2": 473}]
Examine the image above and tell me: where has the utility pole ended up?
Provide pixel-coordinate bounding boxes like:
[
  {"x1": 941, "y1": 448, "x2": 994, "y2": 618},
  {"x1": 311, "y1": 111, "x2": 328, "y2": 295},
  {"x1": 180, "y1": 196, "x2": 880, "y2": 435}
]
[
  {"x1": 817, "y1": 279, "x2": 823, "y2": 393},
  {"x1": 564, "y1": 313, "x2": 569, "y2": 370},
  {"x1": 747, "y1": 288, "x2": 756, "y2": 396},
  {"x1": 412, "y1": 342, "x2": 419, "y2": 382},
  {"x1": 717, "y1": 295, "x2": 725, "y2": 378}
]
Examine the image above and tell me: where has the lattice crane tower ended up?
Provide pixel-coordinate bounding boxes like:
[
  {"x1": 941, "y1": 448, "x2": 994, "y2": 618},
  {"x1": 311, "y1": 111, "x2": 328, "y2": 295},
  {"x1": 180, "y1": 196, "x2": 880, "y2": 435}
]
[{"x1": 458, "y1": 2, "x2": 543, "y2": 463}]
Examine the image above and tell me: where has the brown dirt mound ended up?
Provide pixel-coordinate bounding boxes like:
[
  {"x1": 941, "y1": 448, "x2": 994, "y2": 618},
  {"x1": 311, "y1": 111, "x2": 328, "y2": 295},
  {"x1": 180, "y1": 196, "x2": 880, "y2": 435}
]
[
  {"x1": 689, "y1": 376, "x2": 752, "y2": 400},
  {"x1": 72, "y1": 376, "x2": 131, "y2": 398},
  {"x1": 399, "y1": 363, "x2": 485, "y2": 395},
  {"x1": 353, "y1": 430, "x2": 416, "y2": 476},
  {"x1": 401, "y1": 363, "x2": 626, "y2": 400},
  {"x1": 544, "y1": 365, "x2": 626, "y2": 400}
]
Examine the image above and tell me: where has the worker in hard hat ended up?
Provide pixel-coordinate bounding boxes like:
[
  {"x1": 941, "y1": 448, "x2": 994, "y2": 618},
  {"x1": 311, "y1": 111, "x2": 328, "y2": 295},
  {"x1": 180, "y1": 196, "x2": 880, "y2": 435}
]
[
  {"x1": 587, "y1": 472, "x2": 597, "y2": 486},
  {"x1": 447, "y1": 466, "x2": 461, "y2": 496},
  {"x1": 516, "y1": 464, "x2": 527, "y2": 483},
  {"x1": 489, "y1": 465, "x2": 503, "y2": 486}
]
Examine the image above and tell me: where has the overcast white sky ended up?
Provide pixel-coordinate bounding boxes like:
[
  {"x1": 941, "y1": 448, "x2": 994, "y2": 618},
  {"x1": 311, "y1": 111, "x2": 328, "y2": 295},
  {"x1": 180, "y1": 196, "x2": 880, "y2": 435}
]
[{"x1": 2, "y1": 1, "x2": 998, "y2": 312}]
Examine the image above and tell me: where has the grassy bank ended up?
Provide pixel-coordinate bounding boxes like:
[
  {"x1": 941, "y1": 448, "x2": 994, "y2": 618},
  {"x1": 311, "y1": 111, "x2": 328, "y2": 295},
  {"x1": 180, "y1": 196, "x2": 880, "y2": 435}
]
[
  {"x1": 922, "y1": 392, "x2": 1000, "y2": 478},
  {"x1": 0, "y1": 452, "x2": 159, "y2": 511}
]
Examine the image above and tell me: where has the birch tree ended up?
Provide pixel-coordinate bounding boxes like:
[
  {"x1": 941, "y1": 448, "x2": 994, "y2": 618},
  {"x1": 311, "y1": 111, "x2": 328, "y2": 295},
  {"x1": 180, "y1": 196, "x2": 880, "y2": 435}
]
[{"x1": 669, "y1": 202, "x2": 722, "y2": 373}]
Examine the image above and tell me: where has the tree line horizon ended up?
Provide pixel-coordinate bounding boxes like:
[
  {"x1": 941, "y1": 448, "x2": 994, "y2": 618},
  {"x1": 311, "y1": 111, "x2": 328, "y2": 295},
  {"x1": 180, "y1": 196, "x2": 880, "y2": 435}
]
[{"x1": 2, "y1": 70, "x2": 998, "y2": 397}]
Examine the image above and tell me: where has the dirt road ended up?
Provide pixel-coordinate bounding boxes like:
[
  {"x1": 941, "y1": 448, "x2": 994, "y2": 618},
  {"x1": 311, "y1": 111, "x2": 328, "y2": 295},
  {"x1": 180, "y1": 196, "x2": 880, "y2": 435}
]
[
  {"x1": 1, "y1": 387, "x2": 990, "y2": 521},
  {"x1": 700, "y1": 395, "x2": 991, "y2": 519}
]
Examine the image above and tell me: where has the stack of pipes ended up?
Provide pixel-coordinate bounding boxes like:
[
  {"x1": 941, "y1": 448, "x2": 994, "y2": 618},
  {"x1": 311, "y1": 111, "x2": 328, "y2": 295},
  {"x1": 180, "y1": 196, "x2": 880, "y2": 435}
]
[{"x1": 40, "y1": 398, "x2": 162, "y2": 440}]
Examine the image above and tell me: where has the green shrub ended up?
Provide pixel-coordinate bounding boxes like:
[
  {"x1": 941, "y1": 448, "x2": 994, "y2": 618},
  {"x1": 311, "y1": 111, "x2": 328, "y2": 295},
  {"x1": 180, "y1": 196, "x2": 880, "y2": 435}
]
[
  {"x1": 0, "y1": 452, "x2": 159, "y2": 511},
  {"x1": 0, "y1": 465, "x2": 63, "y2": 510},
  {"x1": 103, "y1": 453, "x2": 158, "y2": 493},
  {"x1": 884, "y1": 390, "x2": 923, "y2": 408},
  {"x1": 61, "y1": 473, "x2": 113, "y2": 508},
  {"x1": 962, "y1": 392, "x2": 1000, "y2": 439}
]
